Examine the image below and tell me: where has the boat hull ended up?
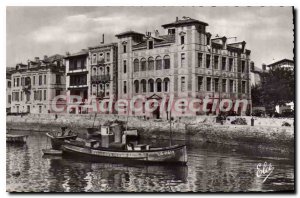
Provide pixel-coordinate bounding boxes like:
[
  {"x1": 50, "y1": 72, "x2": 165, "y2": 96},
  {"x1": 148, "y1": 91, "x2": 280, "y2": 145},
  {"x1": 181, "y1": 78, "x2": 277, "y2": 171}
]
[
  {"x1": 46, "y1": 132, "x2": 77, "y2": 150},
  {"x1": 62, "y1": 143, "x2": 187, "y2": 165}
]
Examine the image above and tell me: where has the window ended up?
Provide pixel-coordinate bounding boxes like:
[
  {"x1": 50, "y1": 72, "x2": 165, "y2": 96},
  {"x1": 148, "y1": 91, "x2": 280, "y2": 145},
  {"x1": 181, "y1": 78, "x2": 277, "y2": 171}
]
[
  {"x1": 180, "y1": 36, "x2": 185, "y2": 45},
  {"x1": 123, "y1": 81, "x2": 127, "y2": 94},
  {"x1": 197, "y1": 76, "x2": 203, "y2": 91},
  {"x1": 8, "y1": 95, "x2": 11, "y2": 104},
  {"x1": 92, "y1": 54, "x2": 97, "y2": 64},
  {"x1": 148, "y1": 57, "x2": 154, "y2": 70},
  {"x1": 155, "y1": 56, "x2": 162, "y2": 70},
  {"x1": 17, "y1": 78, "x2": 20, "y2": 87},
  {"x1": 206, "y1": 54, "x2": 211, "y2": 68},
  {"x1": 222, "y1": 57, "x2": 226, "y2": 70},
  {"x1": 230, "y1": 80, "x2": 234, "y2": 93},
  {"x1": 81, "y1": 59, "x2": 85, "y2": 69},
  {"x1": 163, "y1": 55, "x2": 170, "y2": 69},
  {"x1": 39, "y1": 75, "x2": 42, "y2": 85},
  {"x1": 164, "y1": 78, "x2": 170, "y2": 92},
  {"x1": 148, "y1": 79, "x2": 154, "y2": 92},
  {"x1": 198, "y1": 53, "x2": 203, "y2": 67},
  {"x1": 106, "y1": 67, "x2": 110, "y2": 75},
  {"x1": 20, "y1": 91, "x2": 23, "y2": 101},
  {"x1": 106, "y1": 52, "x2": 110, "y2": 62},
  {"x1": 21, "y1": 77, "x2": 24, "y2": 86},
  {"x1": 56, "y1": 75, "x2": 61, "y2": 84},
  {"x1": 148, "y1": 41, "x2": 153, "y2": 49},
  {"x1": 168, "y1": 29, "x2": 175, "y2": 35},
  {"x1": 8, "y1": 81, "x2": 11, "y2": 88},
  {"x1": 214, "y1": 55, "x2": 219, "y2": 69},
  {"x1": 222, "y1": 79, "x2": 227, "y2": 92},
  {"x1": 33, "y1": 76, "x2": 36, "y2": 85},
  {"x1": 156, "y1": 79, "x2": 162, "y2": 92},
  {"x1": 181, "y1": 77, "x2": 186, "y2": 92},
  {"x1": 181, "y1": 53, "x2": 185, "y2": 67},
  {"x1": 98, "y1": 53, "x2": 104, "y2": 63},
  {"x1": 206, "y1": 77, "x2": 211, "y2": 91},
  {"x1": 39, "y1": 106, "x2": 42, "y2": 114},
  {"x1": 123, "y1": 45, "x2": 127, "y2": 53},
  {"x1": 141, "y1": 58, "x2": 146, "y2": 71},
  {"x1": 134, "y1": 80, "x2": 139, "y2": 93},
  {"x1": 242, "y1": 60, "x2": 246, "y2": 73},
  {"x1": 44, "y1": 75, "x2": 47, "y2": 84},
  {"x1": 242, "y1": 81, "x2": 246, "y2": 93},
  {"x1": 214, "y1": 78, "x2": 219, "y2": 92},
  {"x1": 229, "y1": 58, "x2": 233, "y2": 71},
  {"x1": 123, "y1": 60, "x2": 127, "y2": 73},
  {"x1": 44, "y1": 90, "x2": 47, "y2": 100},
  {"x1": 141, "y1": 79, "x2": 147, "y2": 93},
  {"x1": 134, "y1": 59, "x2": 139, "y2": 72}
]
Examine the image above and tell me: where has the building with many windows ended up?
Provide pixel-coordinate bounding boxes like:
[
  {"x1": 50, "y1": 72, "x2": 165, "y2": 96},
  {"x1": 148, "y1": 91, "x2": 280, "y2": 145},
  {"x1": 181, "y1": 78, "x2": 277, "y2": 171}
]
[
  {"x1": 10, "y1": 55, "x2": 66, "y2": 114},
  {"x1": 115, "y1": 16, "x2": 251, "y2": 118},
  {"x1": 6, "y1": 68, "x2": 13, "y2": 113},
  {"x1": 88, "y1": 43, "x2": 118, "y2": 114}
]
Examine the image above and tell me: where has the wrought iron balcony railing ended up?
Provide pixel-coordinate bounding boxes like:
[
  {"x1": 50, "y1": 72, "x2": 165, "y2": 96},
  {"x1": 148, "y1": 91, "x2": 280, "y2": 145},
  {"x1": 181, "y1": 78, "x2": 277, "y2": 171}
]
[{"x1": 91, "y1": 75, "x2": 110, "y2": 83}]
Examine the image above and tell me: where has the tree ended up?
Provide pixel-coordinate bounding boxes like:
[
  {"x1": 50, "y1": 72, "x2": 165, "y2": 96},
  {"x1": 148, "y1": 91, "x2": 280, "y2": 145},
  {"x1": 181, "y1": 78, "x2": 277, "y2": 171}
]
[{"x1": 261, "y1": 66, "x2": 294, "y2": 113}]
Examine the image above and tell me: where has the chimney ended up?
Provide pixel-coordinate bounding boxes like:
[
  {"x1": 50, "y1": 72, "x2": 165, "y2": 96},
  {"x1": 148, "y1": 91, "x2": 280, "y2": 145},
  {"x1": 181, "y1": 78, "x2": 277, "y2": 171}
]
[
  {"x1": 176, "y1": 17, "x2": 179, "y2": 22},
  {"x1": 241, "y1": 41, "x2": 246, "y2": 52},
  {"x1": 101, "y1": 34, "x2": 104, "y2": 44},
  {"x1": 221, "y1": 36, "x2": 227, "y2": 50},
  {"x1": 250, "y1": 61, "x2": 255, "y2": 71},
  {"x1": 35, "y1": 57, "x2": 39, "y2": 62},
  {"x1": 66, "y1": 51, "x2": 70, "y2": 56},
  {"x1": 44, "y1": 55, "x2": 48, "y2": 60},
  {"x1": 155, "y1": 30, "x2": 159, "y2": 37},
  {"x1": 262, "y1": 64, "x2": 266, "y2": 71}
]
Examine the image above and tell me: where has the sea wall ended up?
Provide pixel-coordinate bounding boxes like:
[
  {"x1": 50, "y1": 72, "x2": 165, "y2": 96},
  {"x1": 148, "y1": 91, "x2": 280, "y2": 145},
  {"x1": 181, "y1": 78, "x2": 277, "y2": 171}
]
[{"x1": 6, "y1": 114, "x2": 294, "y2": 153}]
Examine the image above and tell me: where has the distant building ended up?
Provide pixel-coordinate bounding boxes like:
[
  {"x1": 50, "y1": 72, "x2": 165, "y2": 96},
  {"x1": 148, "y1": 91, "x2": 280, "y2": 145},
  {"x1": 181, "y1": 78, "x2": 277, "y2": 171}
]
[
  {"x1": 267, "y1": 58, "x2": 294, "y2": 70},
  {"x1": 115, "y1": 16, "x2": 252, "y2": 118},
  {"x1": 250, "y1": 62, "x2": 268, "y2": 86},
  {"x1": 6, "y1": 68, "x2": 13, "y2": 113},
  {"x1": 10, "y1": 55, "x2": 66, "y2": 114}
]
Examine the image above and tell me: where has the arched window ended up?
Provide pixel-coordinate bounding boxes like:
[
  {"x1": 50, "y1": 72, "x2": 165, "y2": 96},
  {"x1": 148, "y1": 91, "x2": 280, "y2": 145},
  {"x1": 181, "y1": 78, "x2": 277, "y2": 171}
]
[
  {"x1": 163, "y1": 55, "x2": 170, "y2": 69},
  {"x1": 92, "y1": 54, "x2": 97, "y2": 64},
  {"x1": 141, "y1": 79, "x2": 147, "y2": 93},
  {"x1": 164, "y1": 78, "x2": 170, "y2": 92},
  {"x1": 155, "y1": 56, "x2": 162, "y2": 70},
  {"x1": 148, "y1": 57, "x2": 154, "y2": 70},
  {"x1": 106, "y1": 66, "x2": 110, "y2": 75},
  {"x1": 134, "y1": 59, "x2": 139, "y2": 72},
  {"x1": 156, "y1": 78, "x2": 162, "y2": 92},
  {"x1": 99, "y1": 67, "x2": 103, "y2": 75},
  {"x1": 141, "y1": 58, "x2": 146, "y2": 71},
  {"x1": 92, "y1": 67, "x2": 97, "y2": 76},
  {"x1": 148, "y1": 79, "x2": 154, "y2": 92},
  {"x1": 134, "y1": 80, "x2": 139, "y2": 93}
]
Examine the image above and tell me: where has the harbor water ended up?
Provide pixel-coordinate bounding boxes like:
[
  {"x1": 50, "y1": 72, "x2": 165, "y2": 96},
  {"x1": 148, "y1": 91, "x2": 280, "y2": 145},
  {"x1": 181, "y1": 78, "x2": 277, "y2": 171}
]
[{"x1": 6, "y1": 130, "x2": 294, "y2": 192}]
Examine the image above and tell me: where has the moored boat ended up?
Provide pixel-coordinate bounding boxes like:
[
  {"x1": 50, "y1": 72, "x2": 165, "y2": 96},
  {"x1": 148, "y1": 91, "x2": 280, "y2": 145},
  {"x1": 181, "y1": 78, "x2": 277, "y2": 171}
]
[
  {"x1": 6, "y1": 134, "x2": 28, "y2": 143},
  {"x1": 42, "y1": 149, "x2": 63, "y2": 155},
  {"x1": 62, "y1": 140, "x2": 187, "y2": 165},
  {"x1": 46, "y1": 127, "x2": 78, "y2": 150}
]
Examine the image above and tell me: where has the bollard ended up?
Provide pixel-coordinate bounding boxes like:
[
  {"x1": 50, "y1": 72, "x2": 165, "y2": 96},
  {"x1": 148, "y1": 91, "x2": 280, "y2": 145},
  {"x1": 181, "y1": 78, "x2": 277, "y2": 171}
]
[{"x1": 251, "y1": 117, "x2": 254, "y2": 126}]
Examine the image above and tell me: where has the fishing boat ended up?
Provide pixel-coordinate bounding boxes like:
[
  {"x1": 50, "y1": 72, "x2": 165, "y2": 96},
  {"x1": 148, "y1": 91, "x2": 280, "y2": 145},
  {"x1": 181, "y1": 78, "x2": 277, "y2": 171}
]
[
  {"x1": 62, "y1": 140, "x2": 187, "y2": 165},
  {"x1": 46, "y1": 127, "x2": 78, "y2": 150}
]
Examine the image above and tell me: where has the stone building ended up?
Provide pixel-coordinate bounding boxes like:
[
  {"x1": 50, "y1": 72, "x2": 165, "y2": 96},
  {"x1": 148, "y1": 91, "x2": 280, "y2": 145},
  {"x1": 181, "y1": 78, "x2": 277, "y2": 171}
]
[
  {"x1": 88, "y1": 43, "x2": 118, "y2": 114},
  {"x1": 115, "y1": 16, "x2": 251, "y2": 119},
  {"x1": 10, "y1": 55, "x2": 66, "y2": 114}
]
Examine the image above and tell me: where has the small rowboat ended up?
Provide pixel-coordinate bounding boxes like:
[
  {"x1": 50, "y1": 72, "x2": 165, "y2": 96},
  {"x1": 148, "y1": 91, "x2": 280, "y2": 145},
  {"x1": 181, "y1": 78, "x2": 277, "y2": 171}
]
[
  {"x1": 6, "y1": 134, "x2": 28, "y2": 143},
  {"x1": 46, "y1": 127, "x2": 78, "y2": 150},
  {"x1": 62, "y1": 141, "x2": 187, "y2": 165},
  {"x1": 42, "y1": 149, "x2": 63, "y2": 155}
]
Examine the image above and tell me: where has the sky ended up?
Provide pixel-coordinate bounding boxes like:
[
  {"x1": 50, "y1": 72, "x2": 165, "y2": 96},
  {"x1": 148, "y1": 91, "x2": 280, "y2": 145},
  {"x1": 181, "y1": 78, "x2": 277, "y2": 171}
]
[{"x1": 6, "y1": 6, "x2": 294, "y2": 68}]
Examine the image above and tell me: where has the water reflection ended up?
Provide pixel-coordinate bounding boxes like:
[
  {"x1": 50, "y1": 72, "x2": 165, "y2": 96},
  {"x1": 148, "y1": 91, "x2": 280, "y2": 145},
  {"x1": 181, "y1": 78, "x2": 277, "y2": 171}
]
[{"x1": 6, "y1": 131, "x2": 294, "y2": 192}]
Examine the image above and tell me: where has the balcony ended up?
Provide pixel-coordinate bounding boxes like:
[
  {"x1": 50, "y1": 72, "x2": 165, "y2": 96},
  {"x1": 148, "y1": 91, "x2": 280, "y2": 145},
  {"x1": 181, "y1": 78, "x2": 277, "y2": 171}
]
[{"x1": 91, "y1": 75, "x2": 110, "y2": 83}]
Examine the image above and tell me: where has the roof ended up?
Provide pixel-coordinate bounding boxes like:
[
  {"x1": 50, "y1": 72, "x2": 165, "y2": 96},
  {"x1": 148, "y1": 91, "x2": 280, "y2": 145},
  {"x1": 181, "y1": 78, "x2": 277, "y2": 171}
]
[
  {"x1": 115, "y1": 30, "x2": 145, "y2": 38},
  {"x1": 88, "y1": 42, "x2": 118, "y2": 50},
  {"x1": 162, "y1": 17, "x2": 208, "y2": 28},
  {"x1": 65, "y1": 50, "x2": 88, "y2": 58},
  {"x1": 267, "y1": 59, "x2": 294, "y2": 67},
  {"x1": 132, "y1": 34, "x2": 175, "y2": 49}
]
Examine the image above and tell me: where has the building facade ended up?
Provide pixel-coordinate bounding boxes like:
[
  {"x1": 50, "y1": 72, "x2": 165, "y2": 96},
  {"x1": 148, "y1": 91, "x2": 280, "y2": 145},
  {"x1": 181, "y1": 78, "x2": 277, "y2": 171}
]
[
  {"x1": 6, "y1": 68, "x2": 13, "y2": 113},
  {"x1": 88, "y1": 43, "x2": 118, "y2": 114},
  {"x1": 65, "y1": 50, "x2": 89, "y2": 114},
  {"x1": 115, "y1": 16, "x2": 251, "y2": 119},
  {"x1": 10, "y1": 55, "x2": 66, "y2": 114}
]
